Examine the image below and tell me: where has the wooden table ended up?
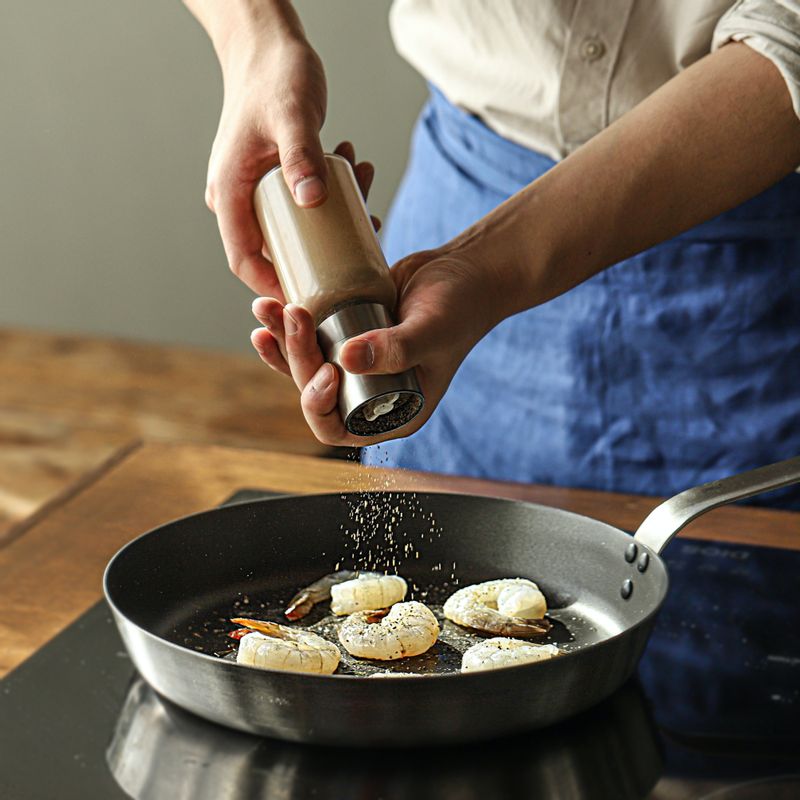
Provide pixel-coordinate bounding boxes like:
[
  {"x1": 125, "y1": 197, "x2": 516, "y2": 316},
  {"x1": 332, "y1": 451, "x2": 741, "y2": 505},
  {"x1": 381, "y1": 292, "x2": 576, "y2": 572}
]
[
  {"x1": 0, "y1": 327, "x2": 328, "y2": 541},
  {"x1": 1, "y1": 441, "x2": 797, "y2": 679}
]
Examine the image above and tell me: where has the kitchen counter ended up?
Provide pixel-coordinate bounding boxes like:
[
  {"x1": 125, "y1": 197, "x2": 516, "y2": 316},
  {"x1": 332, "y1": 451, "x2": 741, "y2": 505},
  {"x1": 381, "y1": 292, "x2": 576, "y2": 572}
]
[
  {"x1": 1, "y1": 440, "x2": 797, "y2": 678},
  {"x1": 0, "y1": 327, "x2": 328, "y2": 541}
]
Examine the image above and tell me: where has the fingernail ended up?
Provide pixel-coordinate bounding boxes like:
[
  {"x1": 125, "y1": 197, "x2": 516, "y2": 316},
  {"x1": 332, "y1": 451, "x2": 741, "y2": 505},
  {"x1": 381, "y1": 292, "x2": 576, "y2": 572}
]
[
  {"x1": 348, "y1": 339, "x2": 374, "y2": 371},
  {"x1": 294, "y1": 176, "x2": 325, "y2": 206},
  {"x1": 284, "y1": 306, "x2": 299, "y2": 335},
  {"x1": 312, "y1": 363, "x2": 335, "y2": 392}
]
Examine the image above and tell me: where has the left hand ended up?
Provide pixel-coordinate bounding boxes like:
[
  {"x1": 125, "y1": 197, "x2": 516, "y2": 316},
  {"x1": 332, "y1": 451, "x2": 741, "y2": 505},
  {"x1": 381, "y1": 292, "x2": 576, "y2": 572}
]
[{"x1": 250, "y1": 241, "x2": 507, "y2": 446}]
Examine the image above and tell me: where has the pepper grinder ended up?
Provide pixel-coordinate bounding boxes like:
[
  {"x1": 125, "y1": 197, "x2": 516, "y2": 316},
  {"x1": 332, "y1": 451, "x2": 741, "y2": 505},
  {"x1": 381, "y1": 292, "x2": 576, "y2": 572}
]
[{"x1": 253, "y1": 154, "x2": 424, "y2": 436}]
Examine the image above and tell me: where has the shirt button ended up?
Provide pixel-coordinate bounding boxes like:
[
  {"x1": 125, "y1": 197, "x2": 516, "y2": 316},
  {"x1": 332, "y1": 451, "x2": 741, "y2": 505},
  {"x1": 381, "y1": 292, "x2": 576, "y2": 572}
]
[{"x1": 580, "y1": 37, "x2": 606, "y2": 62}]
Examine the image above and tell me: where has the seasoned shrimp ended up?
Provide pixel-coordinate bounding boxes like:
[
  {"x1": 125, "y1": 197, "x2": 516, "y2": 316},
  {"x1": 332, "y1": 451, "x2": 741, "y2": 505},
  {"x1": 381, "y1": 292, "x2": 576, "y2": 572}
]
[
  {"x1": 338, "y1": 601, "x2": 439, "y2": 660},
  {"x1": 461, "y1": 638, "x2": 560, "y2": 673},
  {"x1": 231, "y1": 618, "x2": 340, "y2": 674},
  {"x1": 443, "y1": 578, "x2": 551, "y2": 637},
  {"x1": 496, "y1": 581, "x2": 547, "y2": 619},
  {"x1": 284, "y1": 570, "x2": 380, "y2": 620},
  {"x1": 330, "y1": 574, "x2": 407, "y2": 616}
]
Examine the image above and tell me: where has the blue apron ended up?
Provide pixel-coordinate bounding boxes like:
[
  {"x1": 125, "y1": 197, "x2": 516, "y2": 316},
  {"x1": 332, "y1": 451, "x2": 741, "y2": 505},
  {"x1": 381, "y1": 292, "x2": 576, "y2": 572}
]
[{"x1": 363, "y1": 87, "x2": 800, "y2": 509}]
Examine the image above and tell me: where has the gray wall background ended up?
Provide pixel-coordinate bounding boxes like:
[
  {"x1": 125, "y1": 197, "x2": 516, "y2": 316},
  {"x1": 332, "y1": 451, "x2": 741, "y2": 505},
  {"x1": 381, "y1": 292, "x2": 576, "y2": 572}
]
[{"x1": 0, "y1": 1, "x2": 426, "y2": 352}]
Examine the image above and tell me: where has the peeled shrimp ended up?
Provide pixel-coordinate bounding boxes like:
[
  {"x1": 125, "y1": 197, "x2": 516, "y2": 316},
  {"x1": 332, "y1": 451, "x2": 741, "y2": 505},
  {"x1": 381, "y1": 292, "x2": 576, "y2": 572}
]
[
  {"x1": 338, "y1": 601, "x2": 439, "y2": 660},
  {"x1": 461, "y1": 637, "x2": 560, "y2": 673},
  {"x1": 443, "y1": 578, "x2": 551, "y2": 637},
  {"x1": 330, "y1": 574, "x2": 407, "y2": 616},
  {"x1": 284, "y1": 570, "x2": 380, "y2": 620},
  {"x1": 231, "y1": 618, "x2": 340, "y2": 675}
]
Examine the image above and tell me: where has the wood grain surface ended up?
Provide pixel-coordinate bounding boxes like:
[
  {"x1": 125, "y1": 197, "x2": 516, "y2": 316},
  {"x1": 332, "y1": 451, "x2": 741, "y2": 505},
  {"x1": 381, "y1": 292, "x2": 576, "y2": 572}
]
[
  {"x1": 0, "y1": 327, "x2": 327, "y2": 540},
  {"x1": 0, "y1": 441, "x2": 797, "y2": 678}
]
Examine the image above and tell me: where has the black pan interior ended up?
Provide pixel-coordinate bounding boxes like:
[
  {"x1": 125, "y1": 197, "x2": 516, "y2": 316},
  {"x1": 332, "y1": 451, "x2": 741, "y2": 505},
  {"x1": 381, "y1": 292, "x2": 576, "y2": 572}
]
[{"x1": 105, "y1": 492, "x2": 667, "y2": 677}]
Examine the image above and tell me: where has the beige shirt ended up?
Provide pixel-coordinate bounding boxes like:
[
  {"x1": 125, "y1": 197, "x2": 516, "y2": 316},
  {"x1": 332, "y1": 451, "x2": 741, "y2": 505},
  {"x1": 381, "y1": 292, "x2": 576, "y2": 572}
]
[{"x1": 390, "y1": 0, "x2": 800, "y2": 160}]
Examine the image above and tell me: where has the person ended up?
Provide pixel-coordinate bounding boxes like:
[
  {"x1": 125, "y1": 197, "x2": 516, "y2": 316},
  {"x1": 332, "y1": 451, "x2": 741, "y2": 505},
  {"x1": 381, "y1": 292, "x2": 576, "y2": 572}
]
[{"x1": 184, "y1": 0, "x2": 800, "y2": 506}]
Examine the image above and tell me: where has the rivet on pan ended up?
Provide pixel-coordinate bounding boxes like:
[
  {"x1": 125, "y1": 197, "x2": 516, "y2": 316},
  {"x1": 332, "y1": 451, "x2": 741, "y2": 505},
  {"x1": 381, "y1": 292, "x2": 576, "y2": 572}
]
[
  {"x1": 637, "y1": 552, "x2": 650, "y2": 573},
  {"x1": 620, "y1": 579, "x2": 633, "y2": 600},
  {"x1": 624, "y1": 542, "x2": 638, "y2": 563}
]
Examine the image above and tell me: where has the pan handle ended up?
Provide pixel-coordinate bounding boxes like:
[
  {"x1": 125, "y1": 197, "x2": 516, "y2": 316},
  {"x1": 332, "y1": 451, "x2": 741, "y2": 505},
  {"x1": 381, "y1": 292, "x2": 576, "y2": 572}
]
[{"x1": 634, "y1": 456, "x2": 800, "y2": 554}]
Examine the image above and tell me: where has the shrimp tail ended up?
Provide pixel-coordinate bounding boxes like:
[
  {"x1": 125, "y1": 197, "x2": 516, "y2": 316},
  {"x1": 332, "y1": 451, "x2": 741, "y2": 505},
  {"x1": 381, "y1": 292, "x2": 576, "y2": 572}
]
[
  {"x1": 230, "y1": 617, "x2": 284, "y2": 638},
  {"x1": 364, "y1": 608, "x2": 392, "y2": 624},
  {"x1": 284, "y1": 593, "x2": 314, "y2": 621},
  {"x1": 283, "y1": 569, "x2": 366, "y2": 620},
  {"x1": 498, "y1": 617, "x2": 552, "y2": 638}
]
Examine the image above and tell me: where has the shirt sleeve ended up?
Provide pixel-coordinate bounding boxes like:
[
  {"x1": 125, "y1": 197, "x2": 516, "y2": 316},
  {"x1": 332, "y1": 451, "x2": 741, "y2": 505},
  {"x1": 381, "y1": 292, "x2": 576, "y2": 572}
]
[{"x1": 712, "y1": 0, "x2": 800, "y2": 121}]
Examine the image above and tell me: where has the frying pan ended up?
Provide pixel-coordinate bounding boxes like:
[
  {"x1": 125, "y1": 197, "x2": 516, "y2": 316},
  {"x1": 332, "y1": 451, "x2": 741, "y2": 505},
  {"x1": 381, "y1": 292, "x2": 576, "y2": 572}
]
[{"x1": 104, "y1": 457, "x2": 800, "y2": 746}]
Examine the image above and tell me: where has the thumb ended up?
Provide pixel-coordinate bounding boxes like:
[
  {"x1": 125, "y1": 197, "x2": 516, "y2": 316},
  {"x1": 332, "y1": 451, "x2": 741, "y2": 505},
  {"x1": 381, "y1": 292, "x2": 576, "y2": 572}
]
[
  {"x1": 340, "y1": 317, "x2": 429, "y2": 375},
  {"x1": 277, "y1": 122, "x2": 328, "y2": 208}
]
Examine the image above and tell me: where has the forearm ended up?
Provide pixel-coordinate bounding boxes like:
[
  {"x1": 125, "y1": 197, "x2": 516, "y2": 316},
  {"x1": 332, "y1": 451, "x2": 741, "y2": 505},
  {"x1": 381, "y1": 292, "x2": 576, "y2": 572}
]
[
  {"x1": 460, "y1": 43, "x2": 800, "y2": 317},
  {"x1": 182, "y1": 0, "x2": 306, "y2": 72}
]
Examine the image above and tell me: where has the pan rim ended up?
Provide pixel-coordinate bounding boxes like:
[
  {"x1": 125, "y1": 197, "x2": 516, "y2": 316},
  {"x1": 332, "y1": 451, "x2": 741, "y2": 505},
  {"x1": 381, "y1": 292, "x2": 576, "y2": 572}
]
[{"x1": 103, "y1": 491, "x2": 669, "y2": 682}]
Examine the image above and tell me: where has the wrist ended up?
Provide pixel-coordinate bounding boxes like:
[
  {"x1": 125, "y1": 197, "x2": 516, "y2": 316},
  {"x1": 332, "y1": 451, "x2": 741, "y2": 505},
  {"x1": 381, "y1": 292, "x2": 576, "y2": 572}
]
[
  {"x1": 189, "y1": 0, "x2": 308, "y2": 76},
  {"x1": 444, "y1": 203, "x2": 548, "y2": 326}
]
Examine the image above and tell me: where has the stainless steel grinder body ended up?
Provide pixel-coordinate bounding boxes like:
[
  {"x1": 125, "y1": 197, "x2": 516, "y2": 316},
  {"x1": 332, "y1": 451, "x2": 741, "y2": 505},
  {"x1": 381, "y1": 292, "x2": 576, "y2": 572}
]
[{"x1": 254, "y1": 155, "x2": 423, "y2": 435}]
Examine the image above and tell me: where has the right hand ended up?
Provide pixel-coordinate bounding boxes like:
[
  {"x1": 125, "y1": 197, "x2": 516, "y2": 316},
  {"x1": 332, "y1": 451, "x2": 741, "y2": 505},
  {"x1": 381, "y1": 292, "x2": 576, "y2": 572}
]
[
  {"x1": 250, "y1": 240, "x2": 504, "y2": 446},
  {"x1": 205, "y1": 33, "x2": 328, "y2": 297}
]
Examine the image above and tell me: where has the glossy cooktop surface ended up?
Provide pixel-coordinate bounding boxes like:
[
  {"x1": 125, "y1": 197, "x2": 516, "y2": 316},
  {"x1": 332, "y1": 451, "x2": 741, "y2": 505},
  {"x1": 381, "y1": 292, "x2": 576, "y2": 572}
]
[{"x1": 1, "y1": 490, "x2": 799, "y2": 799}]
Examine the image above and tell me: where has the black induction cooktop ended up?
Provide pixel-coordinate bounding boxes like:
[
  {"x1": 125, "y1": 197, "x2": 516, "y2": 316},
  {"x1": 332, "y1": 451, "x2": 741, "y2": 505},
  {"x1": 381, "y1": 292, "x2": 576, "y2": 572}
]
[{"x1": 1, "y1": 490, "x2": 799, "y2": 799}]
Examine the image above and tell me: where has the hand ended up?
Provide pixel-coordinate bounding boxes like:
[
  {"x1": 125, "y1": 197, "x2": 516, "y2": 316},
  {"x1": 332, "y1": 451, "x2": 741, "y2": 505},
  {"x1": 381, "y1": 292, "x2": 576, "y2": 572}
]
[
  {"x1": 250, "y1": 233, "x2": 506, "y2": 446},
  {"x1": 205, "y1": 31, "x2": 375, "y2": 297}
]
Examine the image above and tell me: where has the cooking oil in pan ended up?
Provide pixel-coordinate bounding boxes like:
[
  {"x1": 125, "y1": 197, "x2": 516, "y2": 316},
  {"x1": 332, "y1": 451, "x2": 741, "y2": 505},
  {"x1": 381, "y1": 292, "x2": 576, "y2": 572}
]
[{"x1": 173, "y1": 581, "x2": 598, "y2": 677}]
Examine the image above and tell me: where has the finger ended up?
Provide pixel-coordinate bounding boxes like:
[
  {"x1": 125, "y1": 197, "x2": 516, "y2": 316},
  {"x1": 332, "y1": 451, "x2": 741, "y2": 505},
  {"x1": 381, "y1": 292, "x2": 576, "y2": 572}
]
[
  {"x1": 339, "y1": 317, "x2": 425, "y2": 376},
  {"x1": 252, "y1": 296, "x2": 285, "y2": 330},
  {"x1": 213, "y1": 174, "x2": 284, "y2": 297},
  {"x1": 252, "y1": 296, "x2": 288, "y2": 361},
  {"x1": 333, "y1": 142, "x2": 374, "y2": 200},
  {"x1": 276, "y1": 121, "x2": 329, "y2": 208},
  {"x1": 353, "y1": 161, "x2": 375, "y2": 200},
  {"x1": 250, "y1": 328, "x2": 291, "y2": 376},
  {"x1": 299, "y1": 363, "x2": 350, "y2": 444},
  {"x1": 333, "y1": 140, "x2": 355, "y2": 165},
  {"x1": 283, "y1": 303, "x2": 325, "y2": 390},
  {"x1": 204, "y1": 185, "x2": 216, "y2": 213}
]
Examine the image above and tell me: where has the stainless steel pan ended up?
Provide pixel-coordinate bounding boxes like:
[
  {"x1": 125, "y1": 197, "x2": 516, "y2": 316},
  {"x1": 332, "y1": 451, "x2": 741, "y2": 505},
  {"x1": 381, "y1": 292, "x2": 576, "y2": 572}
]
[{"x1": 103, "y1": 457, "x2": 800, "y2": 746}]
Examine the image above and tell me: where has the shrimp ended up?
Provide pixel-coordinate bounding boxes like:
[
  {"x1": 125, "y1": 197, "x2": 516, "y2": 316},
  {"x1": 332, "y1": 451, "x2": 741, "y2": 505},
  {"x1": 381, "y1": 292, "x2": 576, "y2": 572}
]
[
  {"x1": 338, "y1": 601, "x2": 439, "y2": 660},
  {"x1": 461, "y1": 638, "x2": 560, "y2": 673},
  {"x1": 330, "y1": 574, "x2": 407, "y2": 616},
  {"x1": 284, "y1": 570, "x2": 380, "y2": 620},
  {"x1": 443, "y1": 578, "x2": 551, "y2": 637},
  {"x1": 231, "y1": 618, "x2": 340, "y2": 675}
]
